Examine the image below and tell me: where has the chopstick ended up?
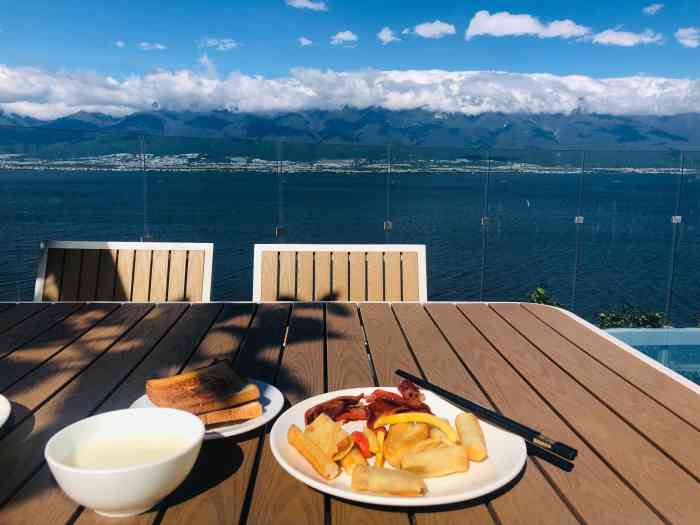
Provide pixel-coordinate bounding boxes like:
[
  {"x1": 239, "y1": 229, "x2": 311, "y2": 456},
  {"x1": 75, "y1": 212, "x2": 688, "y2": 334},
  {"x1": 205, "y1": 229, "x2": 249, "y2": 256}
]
[{"x1": 395, "y1": 370, "x2": 578, "y2": 461}]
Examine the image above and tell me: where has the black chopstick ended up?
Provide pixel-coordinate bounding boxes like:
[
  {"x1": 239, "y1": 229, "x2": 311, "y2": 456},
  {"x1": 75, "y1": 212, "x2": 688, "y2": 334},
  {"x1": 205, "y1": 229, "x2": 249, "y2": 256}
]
[
  {"x1": 525, "y1": 441, "x2": 574, "y2": 472},
  {"x1": 396, "y1": 369, "x2": 578, "y2": 461}
]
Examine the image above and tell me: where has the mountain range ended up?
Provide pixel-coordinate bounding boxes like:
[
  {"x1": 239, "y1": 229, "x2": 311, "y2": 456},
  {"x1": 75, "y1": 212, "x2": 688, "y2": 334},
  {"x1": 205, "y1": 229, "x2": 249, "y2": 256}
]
[{"x1": 2, "y1": 108, "x2": 700, "y2": 158}]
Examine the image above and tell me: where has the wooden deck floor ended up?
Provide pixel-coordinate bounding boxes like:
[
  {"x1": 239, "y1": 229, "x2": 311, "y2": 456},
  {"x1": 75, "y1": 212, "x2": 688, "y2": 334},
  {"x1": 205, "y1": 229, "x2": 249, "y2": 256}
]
[{"x1": 0, "y1": 302, "x2": 698, "y2": 524}]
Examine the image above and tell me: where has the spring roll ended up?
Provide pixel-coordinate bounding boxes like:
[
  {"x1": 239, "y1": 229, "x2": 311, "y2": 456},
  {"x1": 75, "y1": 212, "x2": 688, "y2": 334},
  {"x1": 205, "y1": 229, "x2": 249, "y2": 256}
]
[
  {"x1": 384, "y1": 422, "x2": 430, "y2": 468},
  {"x1": 288, "y1": 424, "x2": 340, "y2": 480},
  {"x1": 401, "y1": 445, "x2": 469, "y2": 478},
  {"x1": 351, "y1": 465, "x2": 426, "y2": 497},
  {"x1": 340, "y1": 446, "x2": 367, "y2": 476},
  {"x1": 455, "y1": 413, "x2": 488, "y2": 462}
]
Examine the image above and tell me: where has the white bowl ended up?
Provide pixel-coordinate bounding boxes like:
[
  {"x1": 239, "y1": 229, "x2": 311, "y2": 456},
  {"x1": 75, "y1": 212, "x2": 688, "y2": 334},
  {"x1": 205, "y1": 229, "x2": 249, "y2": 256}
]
[{"x1": 45, "y1": 408, "x2": 204, "y2": 518}]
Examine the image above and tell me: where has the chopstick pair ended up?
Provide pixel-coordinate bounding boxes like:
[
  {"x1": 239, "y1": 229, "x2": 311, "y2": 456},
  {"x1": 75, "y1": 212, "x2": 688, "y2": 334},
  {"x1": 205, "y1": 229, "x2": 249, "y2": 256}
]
[{"x1": 395, "y1": 370, "x2": 577, "y2": 472}]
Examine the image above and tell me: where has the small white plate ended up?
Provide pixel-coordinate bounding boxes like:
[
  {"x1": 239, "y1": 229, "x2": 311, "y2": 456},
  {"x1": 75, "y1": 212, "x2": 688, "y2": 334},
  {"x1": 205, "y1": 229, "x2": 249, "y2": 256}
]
[
  {"x1": 131, "y1": 380, "x2": 284, "y2": 440},
  {"x1": 0, "y1": 394, "x2": 10, "y2": 429},
  {"x1": 270, "y1": 387, "x2": 527, "y2": 507}
]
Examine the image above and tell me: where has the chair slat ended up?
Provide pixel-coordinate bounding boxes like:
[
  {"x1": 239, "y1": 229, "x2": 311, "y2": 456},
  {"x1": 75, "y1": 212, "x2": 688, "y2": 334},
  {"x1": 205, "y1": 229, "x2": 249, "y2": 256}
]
[
  {"x1": 185, "y1": 251, "x2": 204, "y2": 302},
  {"x1": 366, "y1": 252, "x2": 383, "y2": 301},
  {"x1": 314, "y1": 251, "x2": 331, "y2": 301},
  {"x1": 349, "y1": 252, "x2": 366, "y2": 301},
  {"x1": 60, "y1": 250, "x2": 83, "y2": 301},
  {"x1": 77, "y1": 249, "x2": 100, "y2": 301},
  {"x1": 402, "y1": 252, "x2": 419, "y2": 301},
  {"x1": 260, "y1": 251, "x2": 278, "y2": 301},
  {"x1": 95, "y1": 249, "x2": 117, "y2": 300},
  {"x1": 384, "y1": 251, "x2": 402, "y2": 302},
  {"x1": 278, "y1": 251, "x2": 296, "y2": 300},
  {"x1": 131, "y1": 250, "x2": 152, "y2": 302},
  {"x1": 296, "y1": 252, "x2": 314, "y2": 301},
  {"x1": 332, "y1": 252, "x2": 349, "y2": 301},
  {"x1": 114, "y1": 249, "x2": 135, "y2": 301},
  {"x1": 167, "y1": 250, "x2": 187, "y2": 301},
  {"x1": 42, "y1": 249, "x2": 65, "y2": 301},
  {"x1": 149, "y1": 250, "x2": 169, "y2": 302}
]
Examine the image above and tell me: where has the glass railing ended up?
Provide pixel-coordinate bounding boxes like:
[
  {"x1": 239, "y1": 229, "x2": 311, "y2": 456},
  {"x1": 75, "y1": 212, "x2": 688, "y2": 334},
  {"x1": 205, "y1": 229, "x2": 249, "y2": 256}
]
[{"x1": 2, "y1": 126, "x2": 699, "y2": 327}]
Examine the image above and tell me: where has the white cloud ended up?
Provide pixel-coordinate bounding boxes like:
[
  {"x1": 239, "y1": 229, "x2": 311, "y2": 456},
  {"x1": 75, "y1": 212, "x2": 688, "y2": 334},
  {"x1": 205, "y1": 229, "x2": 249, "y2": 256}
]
[
  {"x1": 643, "y1": 4, "x2": 664, "y2": 15},
  {"x1": 2, "y1": 65, "x2": 700, "y2": 120},
  {"x1": 592, "y1": 28, "x2": 663, "y2": 47},
  {"x1": 285, "y1": 0, "x2": 327, "y2": 11},
  {"x1": 199, "y1": 37, "x2": 238, "y2": 51},
  {"x1": 412, "y1": 20, "x2": 456, "y2": 39},
  {"x1": 330, "y1": 31, "x2": 358, "y2": 46},
  {"x1": 377, "y1": 27, "x2": 400, "y2": 45},
  {"x1": 298, "y1": 36, "x2": 313, "y2": 46},
  {"x1": 138, "y1": 42, "x2": 167, "y2": 51},
  {"x1": 675, "y1": 27, "x2": 700, "y2": 48},
  {"x1": 114, "y1": 40, "x2": 125, "y2": 48},
  {"x1": 466, "y1": 11, "x2": 590, "y2": 40}
]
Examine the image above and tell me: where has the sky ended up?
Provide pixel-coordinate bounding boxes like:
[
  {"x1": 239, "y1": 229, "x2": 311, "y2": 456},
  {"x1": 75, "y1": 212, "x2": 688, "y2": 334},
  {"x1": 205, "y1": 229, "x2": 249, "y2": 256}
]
[{"x1": 2, "y1": 1, "x2": 700, "y2": 119}]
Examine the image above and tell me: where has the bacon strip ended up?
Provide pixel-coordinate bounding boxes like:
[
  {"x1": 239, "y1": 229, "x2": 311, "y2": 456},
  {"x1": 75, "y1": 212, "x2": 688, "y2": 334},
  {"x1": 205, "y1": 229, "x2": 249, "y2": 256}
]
[
  {"x1": 304, "y1": 394, "x2": 364, "y2": 425},
  {"x1": 398, "y1": 379, "x2": 425, "y2": 404}
]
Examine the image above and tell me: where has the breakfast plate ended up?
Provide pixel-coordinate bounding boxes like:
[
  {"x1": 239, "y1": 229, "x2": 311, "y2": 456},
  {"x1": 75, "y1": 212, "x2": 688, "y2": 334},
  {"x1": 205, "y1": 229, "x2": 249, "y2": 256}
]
[
  {"x1": 0, "y1": 394, "x2": 10, "y2": 429},
  {"x1": 270, "y1": 387, "x2": 527, "y2": 507},
  {"x1": 131, "y1": 380, "x2": 284, "y2": 440}
]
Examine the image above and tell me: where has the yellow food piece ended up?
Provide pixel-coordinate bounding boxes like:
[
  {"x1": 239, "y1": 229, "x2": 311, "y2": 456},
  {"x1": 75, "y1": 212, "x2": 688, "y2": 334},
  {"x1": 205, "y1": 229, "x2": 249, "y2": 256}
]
[
  {"x1": 401, "y1": 445, "x2": 469, "y2": 478},
  {"x1": 288, "y1": 424, "x2": 339, "y2": 480},
  {"x1": 455, "y1": 413, "x2": 488, "y2": 462},
  {"x1": 375, "y1": 429, "x2": 385, "y2": 468},
  {"x1": 374, "y1": 412, "x2": 459, "y2": 443},
  {"x1": 384, "y1": 422, "x2": 430, "y2": 468},
  {"x1": 305, "y1": 413, "x2": 352, "y2": 460},
  {"x1": 340, "y1": 446, "x2": 367, "y2": 476},
  {"x1": 410, "y1": 437, "x2": 447, "y2": 454},
  {"x1": 351, "y1": 465, "x2": 426, "y2": 496},
  {"x1": 363, "y1": 427, "x2": 379, "y2": 454}
]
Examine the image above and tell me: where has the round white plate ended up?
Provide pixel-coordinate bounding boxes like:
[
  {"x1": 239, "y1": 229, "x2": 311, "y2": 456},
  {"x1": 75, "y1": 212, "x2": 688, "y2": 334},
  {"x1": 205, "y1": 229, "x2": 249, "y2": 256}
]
[
  {"x1": 131, "y1": 380, "x2": 284, "y2": 440},
  {"x1": 270, "y1": 387, "x2": 526, "y2": 507},
  {"x1": 0, "y1": 394, "x2": 10, "y2": 429}
]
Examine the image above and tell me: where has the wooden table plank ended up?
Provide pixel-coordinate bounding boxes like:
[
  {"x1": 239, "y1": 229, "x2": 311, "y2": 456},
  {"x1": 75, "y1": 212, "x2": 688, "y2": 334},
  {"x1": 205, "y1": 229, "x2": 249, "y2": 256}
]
[
  {"x1": 429, "y1": 303, "x2": 663, "y2": 525},
  {"x1": 393, "y1": 304, "x2": 575, "y2": 525},
  {"x1": 0, "y1": 304, "x2": 187, "y2": 507},
  {"x1": 327, "y1": 303, "x2": 410, "y2": 525},
  {"x1": 0, "y1": 303, "x2": 119, "y2": 392},
  {"x1": 0, "y1": 303, "x2": 50, "y2": 335},
  {"x1": 493, "y1": 303, "x2": 700, "y2": 478},
  {"x1": 246, "y1": 303, "x2": 326, "y2": 525},
  {"x1": 461, "y1": 303, "x2": 699, "y2": 524},
  {"x1": 524, "y1": 303, "x2": 700, "y2": 430},
  {"x1": 0, "y1": 303, "x2": 84, "y2": 360}
]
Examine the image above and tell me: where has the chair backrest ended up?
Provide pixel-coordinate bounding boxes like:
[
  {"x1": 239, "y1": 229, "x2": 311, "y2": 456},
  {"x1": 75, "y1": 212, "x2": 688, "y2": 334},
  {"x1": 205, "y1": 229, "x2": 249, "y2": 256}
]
[
  {"x1": 253, "y1": 244, "x2": 427, "y2": 302},
  {"x1": 35, "y1": 241, "x2": 213, "y2": 302}
]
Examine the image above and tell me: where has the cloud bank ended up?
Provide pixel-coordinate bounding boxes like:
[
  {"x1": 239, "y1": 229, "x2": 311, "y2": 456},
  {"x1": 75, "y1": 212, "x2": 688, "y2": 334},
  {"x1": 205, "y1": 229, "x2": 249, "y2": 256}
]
[
  {"x1": 466, "y1": 11, "x2": 590, "y2": 40},
  {"x1": 1, "y1": 65, "x2": 700, "y2": 120},
  {"x1": 592, "y1": 28, "x2": 663, "y2": 47}
]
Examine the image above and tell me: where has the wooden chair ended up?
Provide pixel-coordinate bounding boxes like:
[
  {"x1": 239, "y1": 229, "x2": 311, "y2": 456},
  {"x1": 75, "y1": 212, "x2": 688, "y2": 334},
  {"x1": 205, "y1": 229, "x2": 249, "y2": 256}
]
[
  {"x1": 34, "y1": 241, "x2": 214, "y2": 302},
  {"x1": 253, "y1": 244, "x2": 427, "y2": 302}
]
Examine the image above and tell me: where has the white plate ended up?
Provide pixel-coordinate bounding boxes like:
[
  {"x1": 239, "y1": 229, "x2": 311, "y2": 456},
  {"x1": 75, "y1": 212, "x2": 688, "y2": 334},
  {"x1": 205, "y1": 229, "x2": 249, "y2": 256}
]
[
  {"x1": 131, "y1": 380, "x2": 284, "y2": 440},
  {"x1": 270, "y1": 387, "x2": 527, "y2": 507},
  {"x1": 0, "y1": 394, "x2": 10, "y2": 429}
]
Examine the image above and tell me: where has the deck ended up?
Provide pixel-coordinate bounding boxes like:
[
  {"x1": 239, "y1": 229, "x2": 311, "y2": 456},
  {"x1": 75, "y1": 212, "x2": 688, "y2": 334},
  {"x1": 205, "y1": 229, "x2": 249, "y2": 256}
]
[{"x1": 0, "y1": 302, "x2": 699, "y2": 524}]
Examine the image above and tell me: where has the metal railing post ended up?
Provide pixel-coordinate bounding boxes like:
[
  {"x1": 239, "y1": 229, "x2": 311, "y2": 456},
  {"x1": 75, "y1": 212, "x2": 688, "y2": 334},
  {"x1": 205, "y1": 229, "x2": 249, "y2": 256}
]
[
  {"x1": 479, "y1": 153, "x2": 491, "y2": 301},
  {"x1": 384, "y1": 144, "x2": 392, "y2": 240},
  {"x1": 664, "y1": 151, "x2": 685, "y2": 323},
  {"x1": 570, "y1": 150, "x2": 585, "y2": 310},
  {"x1": 140, "y1": 135, "x2": 150, "y2": 241},
  {"x1": 275, "y1": 141, "x2": 286, "y2": 239}
]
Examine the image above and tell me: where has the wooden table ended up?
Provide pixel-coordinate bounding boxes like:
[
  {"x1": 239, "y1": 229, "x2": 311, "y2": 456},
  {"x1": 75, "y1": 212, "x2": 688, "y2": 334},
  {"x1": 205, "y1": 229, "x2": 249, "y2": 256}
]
[{"x1": 1, "y1": 302, "x2": 699, "y2": 525}]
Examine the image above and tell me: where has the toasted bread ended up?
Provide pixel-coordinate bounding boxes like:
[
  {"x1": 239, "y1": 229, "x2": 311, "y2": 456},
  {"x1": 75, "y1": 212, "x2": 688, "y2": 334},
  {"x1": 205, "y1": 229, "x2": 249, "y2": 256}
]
[
  {"x1": 198, "y1": 401, "x2": 263, "y2": 426},
  {"x1": 146, "y1": 360, "x2": 260, "y2": 415}
]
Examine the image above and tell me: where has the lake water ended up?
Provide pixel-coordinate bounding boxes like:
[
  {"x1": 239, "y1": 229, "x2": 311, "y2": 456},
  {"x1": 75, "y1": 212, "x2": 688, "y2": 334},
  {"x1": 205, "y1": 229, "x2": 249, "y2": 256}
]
[{"x1": 2, "y1": 169, "x2": 699, "y2": 326}]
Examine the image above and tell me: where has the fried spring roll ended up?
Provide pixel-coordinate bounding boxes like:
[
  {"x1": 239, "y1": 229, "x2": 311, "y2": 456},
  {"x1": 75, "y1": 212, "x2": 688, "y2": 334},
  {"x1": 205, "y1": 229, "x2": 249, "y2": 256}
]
[
  {"x1": 455, "y1": 413, "x2": 488, "y2": 462},
  {"x1": 288, "y1": 424, "x2": 340, "y2": 480},
  {"x1": 401, "y1": 445, "x2": 469, "y2": 478},
  {"x1": 384, "y1": 422, "x2": 430, "y2": 468},
  {"x1": 340, "y1": 446, "x2": 367, "y2": 476},
  {"x1": 351, "y1": 465, "x2": 426, "y2": 497}
]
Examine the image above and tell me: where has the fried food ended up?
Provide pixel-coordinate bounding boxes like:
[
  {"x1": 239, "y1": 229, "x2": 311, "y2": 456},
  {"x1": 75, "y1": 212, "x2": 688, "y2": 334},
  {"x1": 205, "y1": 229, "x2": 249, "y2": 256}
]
[
  {"x1": 305, "y1": 414, "x2": 353, "y2": 460},
  {"x1": 455, "y1": 413, "x2": 488, "y2": 462},
  {"x1": 384, "y1": 422, "x2": 430, "y2": 468},
  {"x1": 340, "y1": 446, "x2": 368, "y2": 476},
  {"x1": 198, "y1": 400, "x2": 262, "y2": 426},
  {"x1": 401, "y1": 445, "x2": 469, "y2": 478},
  {"x1": 363, "y1": 427, "x2": 379, "y2": 454},
  {"x1": 146, "y1": 360, "x2": 260, "y2": 415},
  {"x1": 375, "y1": 427, "x2": 386, "y2": 468},
  {"x1": 374, "y1": 412, "x2": 458, "y2": 443},
  {"x1": 351, "y1": 465, "x2": 426, "y2": 497},
  {"x1": 288, "y1": 424, "x2": 340, "y2": 480}
]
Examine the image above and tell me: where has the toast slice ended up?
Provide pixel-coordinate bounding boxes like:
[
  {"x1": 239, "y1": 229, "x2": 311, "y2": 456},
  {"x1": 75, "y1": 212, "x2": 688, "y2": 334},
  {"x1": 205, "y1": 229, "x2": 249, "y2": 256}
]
[
  {"x1": 146, "y1": 360, "x2": 260, "y2": 415},
  {"x1": 198, "y1": 400, "x2": 263, "y2": 426}
]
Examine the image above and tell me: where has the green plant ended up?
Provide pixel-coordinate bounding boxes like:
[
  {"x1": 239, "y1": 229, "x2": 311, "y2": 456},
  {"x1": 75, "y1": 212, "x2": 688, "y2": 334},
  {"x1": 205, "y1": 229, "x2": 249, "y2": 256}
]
[
  {"x1": 598, "y1": 307, "x2": 665, "y2": 329},
  {"x1": 527, "y1": 287, "x2": 560, "y2": 307}
]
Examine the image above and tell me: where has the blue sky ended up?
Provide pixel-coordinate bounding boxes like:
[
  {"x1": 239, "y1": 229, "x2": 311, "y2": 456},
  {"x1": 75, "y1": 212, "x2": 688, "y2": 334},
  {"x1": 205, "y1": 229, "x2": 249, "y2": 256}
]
[
  {"x1": 2, "y1": 1, "x2": 700, "y2": 119},
  {"x1": 3, "y1": 0, "x2": 699, "y2": 78}
]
